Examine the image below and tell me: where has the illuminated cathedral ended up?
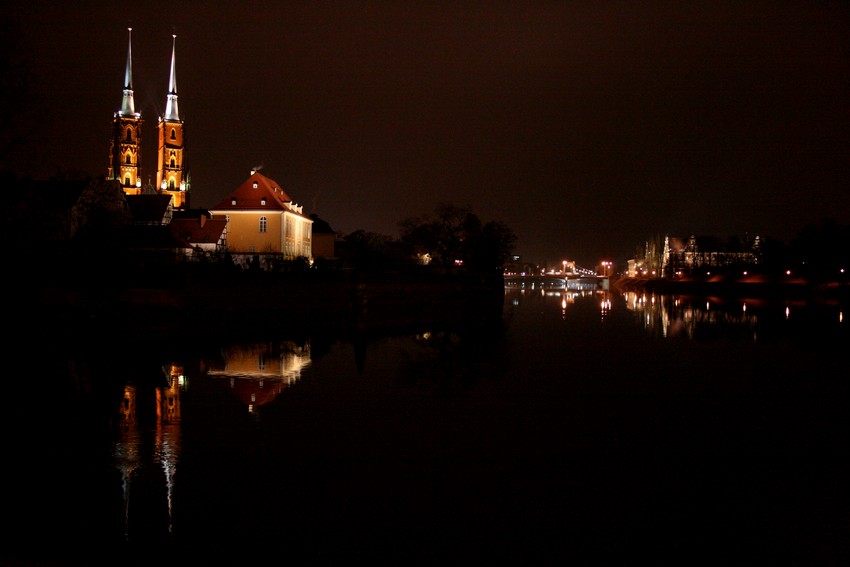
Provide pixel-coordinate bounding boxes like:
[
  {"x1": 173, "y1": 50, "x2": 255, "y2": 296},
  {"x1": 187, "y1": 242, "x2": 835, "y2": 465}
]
[{"x1": 107, "y1": 28, "x2": 189, "y2": 209}]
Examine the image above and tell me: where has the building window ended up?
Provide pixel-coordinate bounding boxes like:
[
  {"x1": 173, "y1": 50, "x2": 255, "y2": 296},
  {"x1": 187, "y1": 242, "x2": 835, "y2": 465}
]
[
  {"x1": 170, "y1": 157, "x2": 176, "y2": 168},
  {"x1": 231, "y1": 199, "x2": 236, "y2": 205},
  {"x1": 170, "y1": 128, "x2": 176, "y2": 140},
  {"x1": 261, "y1": 198, "x2": 266, "y2": 206},
  {"x1": 253, "y1": 182, "x2": 258, "y2": 189},
  {"x1": 125, "y1": 155, "x2": 132, "y2": 165},
  {"x1": 124, "y1": 176, "x2": 131, "y2": 187},
  {"x1": 259, "y1": 216, "x2": 267, "y2": 233},
  {"x1": 126, "y1": 129, "x2": 133, "y2": 142},
  {"x1": 169, "y1": 179, "x2": 175, "y2": 190}
]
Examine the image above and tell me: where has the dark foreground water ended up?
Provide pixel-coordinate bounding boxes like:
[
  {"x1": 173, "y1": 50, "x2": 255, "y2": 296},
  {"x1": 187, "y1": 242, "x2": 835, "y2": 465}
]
[{"x1": 5, "y1": 285, "x2": 849, "y2": 565}]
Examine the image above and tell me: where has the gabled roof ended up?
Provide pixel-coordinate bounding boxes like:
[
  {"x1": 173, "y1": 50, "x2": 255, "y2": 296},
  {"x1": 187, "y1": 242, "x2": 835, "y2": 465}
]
[
  {"x1": 126, "y1": 194, "x2": 173, "y2": 223},
  {"x1": 170, "y1": 217, "x2": 227, "y2": 245},
  {"x1": 209, "y1": 171, "x2": 309, "y2": 218}
]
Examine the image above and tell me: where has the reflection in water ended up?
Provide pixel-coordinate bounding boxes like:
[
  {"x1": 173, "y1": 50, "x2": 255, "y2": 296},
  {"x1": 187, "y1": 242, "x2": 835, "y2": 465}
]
[
  {"x1": 108, "y1": 341, "x2": 311, "y2": 546},
  {"x1": 206, "y1": 340, "x2": 311, "y2": 414},
  {"x1": 11, "y1": 286, "x2": 848, "y2": 564},
  {"x1": 113, "y1": 364, "x2": 184, "y2": 542},
  {"x1": 622, "y1": 290, "x2": 847, "y2": 344},
  {"x1": 506, "y1": 281, "x2": 612, "y2": 323},
  {"x1": 622, "y1": 290, "x2": 763, "y2": 339}
]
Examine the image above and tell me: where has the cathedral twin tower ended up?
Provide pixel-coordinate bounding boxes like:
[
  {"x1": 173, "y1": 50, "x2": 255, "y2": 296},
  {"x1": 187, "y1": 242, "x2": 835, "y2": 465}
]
[{"x1": 108, "y1": 28, "x2": 189, "y2": 209}]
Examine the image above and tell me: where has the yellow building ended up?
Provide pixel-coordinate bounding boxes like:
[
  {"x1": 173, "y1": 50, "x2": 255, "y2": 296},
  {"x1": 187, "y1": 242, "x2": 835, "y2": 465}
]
[{"x1": 209, "y1": 170, "x2": 313, "y2": 267}]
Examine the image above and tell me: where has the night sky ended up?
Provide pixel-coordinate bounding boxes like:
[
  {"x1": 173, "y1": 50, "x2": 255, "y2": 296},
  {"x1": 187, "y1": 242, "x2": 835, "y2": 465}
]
[{"x1": 4, "y1": 1, "x2": 849, "y2": 268}]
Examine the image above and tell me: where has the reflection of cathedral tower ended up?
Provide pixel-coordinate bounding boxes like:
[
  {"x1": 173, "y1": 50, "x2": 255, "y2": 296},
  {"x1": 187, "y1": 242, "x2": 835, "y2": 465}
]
[
  {"x1": 156, "y1": 35, "x2": 189, "y2": 209},
  {"x1": 108, "y1": 28, "x2": 143, "y2": 194},
  {"x1": 113, "y1": 364, "x2": 184, "y2": 541}
]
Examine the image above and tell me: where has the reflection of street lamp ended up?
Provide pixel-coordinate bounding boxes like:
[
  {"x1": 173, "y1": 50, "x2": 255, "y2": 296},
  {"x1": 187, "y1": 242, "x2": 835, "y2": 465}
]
[{"x1": 600, "y1": 261, "x2": 611, "y2": 277}]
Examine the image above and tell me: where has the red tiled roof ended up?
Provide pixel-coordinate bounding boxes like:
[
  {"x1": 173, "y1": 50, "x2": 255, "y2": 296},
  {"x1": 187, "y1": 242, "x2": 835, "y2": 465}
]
[
  {"x1": 210, "y1": 171, "x2": 298, "y2": 212},
  {"x1": 229, "y1": 377, "x2": 288, "y2": 408}
]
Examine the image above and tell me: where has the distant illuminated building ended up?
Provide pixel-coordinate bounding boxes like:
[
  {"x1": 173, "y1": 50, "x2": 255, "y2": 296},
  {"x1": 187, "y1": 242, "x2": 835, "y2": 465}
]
[
  {"x1": 630, "y1": 234, "x2": 761, "y2": 278},
  {"x1": 662, "y1": 234, "x2": 760, "y2": 277}
]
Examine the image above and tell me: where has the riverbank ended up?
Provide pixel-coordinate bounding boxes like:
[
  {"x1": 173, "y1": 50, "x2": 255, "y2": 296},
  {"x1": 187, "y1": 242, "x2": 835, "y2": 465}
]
[
  {"x1": 29, "y1": 267, "x2": 507, "y2": 347},
  {"x1": 611, "y1": 274, "x2": 850, "y2": 303}
]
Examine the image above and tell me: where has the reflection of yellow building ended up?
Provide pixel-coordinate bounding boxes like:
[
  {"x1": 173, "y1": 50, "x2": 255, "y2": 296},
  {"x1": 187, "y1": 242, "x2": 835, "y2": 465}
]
[{"x1": 207, "y1": 341, "x2": 311, "y2": 413}]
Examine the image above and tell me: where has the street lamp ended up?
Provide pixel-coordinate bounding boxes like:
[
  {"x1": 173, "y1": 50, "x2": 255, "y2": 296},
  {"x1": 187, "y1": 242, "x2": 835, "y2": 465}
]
[{"x1": 562, "y1": 260, "x2": 567, "y2": 275}]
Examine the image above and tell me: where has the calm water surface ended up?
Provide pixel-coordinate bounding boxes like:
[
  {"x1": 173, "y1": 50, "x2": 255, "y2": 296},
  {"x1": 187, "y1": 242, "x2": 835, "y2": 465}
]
[{"x1": 6, "y1": 285, "x2": 848, "y2": 565}]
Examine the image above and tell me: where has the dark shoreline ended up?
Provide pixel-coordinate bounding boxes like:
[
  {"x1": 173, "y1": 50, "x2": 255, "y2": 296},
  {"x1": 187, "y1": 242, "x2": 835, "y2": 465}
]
[
  {"x1": 28, "y1": 269, "x2": 508, "y2": 348},
  {"x1": 611, "y1": 274, "x2": 850, "y2": 303}
]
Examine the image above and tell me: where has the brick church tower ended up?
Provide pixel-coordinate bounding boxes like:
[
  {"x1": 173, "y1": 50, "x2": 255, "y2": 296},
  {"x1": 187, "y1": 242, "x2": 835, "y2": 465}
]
[
  {"x1": 156, "y1": 35, "x2": 188, "y2": 209},
  {"x1": 108, "y1": 30, "x2": 189, "y2": 208},
  {"x1": 107, "y1": 28, "x2": 143, "y2": 194}
]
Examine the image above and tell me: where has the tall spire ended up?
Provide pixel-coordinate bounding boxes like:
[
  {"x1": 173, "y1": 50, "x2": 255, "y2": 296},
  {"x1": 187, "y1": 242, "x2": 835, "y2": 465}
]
[
  {"x1": 164, "y1": 34, "x2": 180, "y2": 121},
  {"x1": 119, "y1": 27, "x2": 137, "y2": 117}
]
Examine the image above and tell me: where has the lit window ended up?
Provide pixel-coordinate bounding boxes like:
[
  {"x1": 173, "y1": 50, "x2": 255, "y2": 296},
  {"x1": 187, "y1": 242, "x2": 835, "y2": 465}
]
[
  {"x1": 259, "y1": 216, "x2": 267, "y2": 233},
  {"x1": 231, "y1": 199, "x2": 237, "y2": 205},
  {"x1": 261, "y1": 198, "x2": 266, "y2": 206}
]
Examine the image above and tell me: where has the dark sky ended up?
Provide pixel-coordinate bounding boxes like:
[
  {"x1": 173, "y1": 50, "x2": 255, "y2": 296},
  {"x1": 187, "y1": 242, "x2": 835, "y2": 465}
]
[{"x1": 4, "y1": 1, "x2": 849, "y2": 268}]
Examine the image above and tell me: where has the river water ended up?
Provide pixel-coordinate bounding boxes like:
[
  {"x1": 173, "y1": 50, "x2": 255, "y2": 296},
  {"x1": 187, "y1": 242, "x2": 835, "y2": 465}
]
[{"x1": 6, "y1": 284, "x2": 848, "y2": 565}]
